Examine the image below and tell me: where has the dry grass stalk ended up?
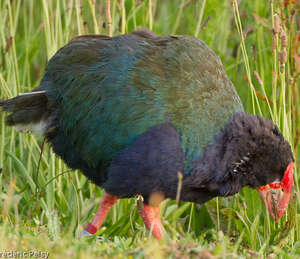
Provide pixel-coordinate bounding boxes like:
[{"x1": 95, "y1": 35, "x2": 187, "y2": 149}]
[{"x1": 106, "y1": 0, "x2": 112, "y2": 36}]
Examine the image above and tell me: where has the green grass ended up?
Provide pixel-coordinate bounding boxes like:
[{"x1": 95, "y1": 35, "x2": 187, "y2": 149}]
[{"x1": 0, "y1": 0, "x2": 299, "y2": 258}]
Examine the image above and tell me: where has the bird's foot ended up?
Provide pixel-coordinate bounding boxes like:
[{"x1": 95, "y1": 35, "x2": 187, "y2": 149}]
[
  {"x1": 81, "y1": 193, "x2": 118, "y2": 238},
  {"x1": 80, "y1": 229, "x2": 93, "y2": 237}
]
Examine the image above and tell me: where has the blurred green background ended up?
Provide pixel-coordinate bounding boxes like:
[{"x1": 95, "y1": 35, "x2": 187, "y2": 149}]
[{"x1": 0, "y1": 0, "x2": 299, "y2": 258}]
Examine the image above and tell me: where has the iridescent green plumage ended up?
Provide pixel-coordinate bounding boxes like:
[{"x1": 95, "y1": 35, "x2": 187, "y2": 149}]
[{"x1": 42, "y1": 30, "x2": 243, "y2": 174}]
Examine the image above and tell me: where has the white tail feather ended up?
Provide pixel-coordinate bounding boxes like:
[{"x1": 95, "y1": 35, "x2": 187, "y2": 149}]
[
  {"x1": 19, "y1": 90, "x2": 46, "y2": 96},
  {"x1": 15, "y1": 120, "x2": 47, "y2": 137}
]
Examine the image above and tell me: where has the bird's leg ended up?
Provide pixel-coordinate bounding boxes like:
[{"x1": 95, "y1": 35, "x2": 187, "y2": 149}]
[
  {"x1": 138, "y1": 203, "x2": 164, "y2": 240},
  {"x1": 81, "y1": 193, "x2": 118, "y2": 236}
]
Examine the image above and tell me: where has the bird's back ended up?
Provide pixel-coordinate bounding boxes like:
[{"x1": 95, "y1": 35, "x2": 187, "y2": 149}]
[{"x1": 41, "y1": 30, "x2": 243, "y2": 184}]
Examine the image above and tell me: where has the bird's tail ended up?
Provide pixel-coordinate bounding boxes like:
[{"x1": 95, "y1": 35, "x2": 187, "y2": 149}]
[{"x1": 0, "y1": 87, "x2": 51, "y2": 136}]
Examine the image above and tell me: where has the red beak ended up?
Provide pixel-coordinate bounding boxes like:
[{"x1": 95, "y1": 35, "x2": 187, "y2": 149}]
[{"x1": 257, "y1": 162, "x2": 294, "y2": 221}]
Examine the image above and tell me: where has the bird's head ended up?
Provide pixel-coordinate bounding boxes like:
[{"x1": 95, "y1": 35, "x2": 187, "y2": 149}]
[{"x1": 220, "y1": 112, "x2": 294, "y2": 221}]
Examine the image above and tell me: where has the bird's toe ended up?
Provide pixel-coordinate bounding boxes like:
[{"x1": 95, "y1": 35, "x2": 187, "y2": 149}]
[{"x1": 80, "y1": 229, "x2": 93, "y2": 237}]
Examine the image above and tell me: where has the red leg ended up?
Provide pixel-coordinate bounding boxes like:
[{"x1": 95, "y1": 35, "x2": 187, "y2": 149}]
[
  {"x1": 138, "y1": 203, "x2": 164, "y2": 240},
  {"x1": 82, "y1": 193, "x2": 118, "y2": 236}
]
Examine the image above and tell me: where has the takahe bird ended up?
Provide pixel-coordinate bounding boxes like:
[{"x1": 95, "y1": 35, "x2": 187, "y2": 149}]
[{"x1": 0, "y1": 29, "x2": 294, "y2": 240}]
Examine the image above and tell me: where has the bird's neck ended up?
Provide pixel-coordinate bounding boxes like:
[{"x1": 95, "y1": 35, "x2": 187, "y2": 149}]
[{"x1": 180, "y1": 113, "x2": 252, "y2": 203}]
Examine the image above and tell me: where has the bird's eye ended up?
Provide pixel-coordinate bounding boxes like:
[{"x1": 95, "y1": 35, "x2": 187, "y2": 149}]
[{"x1": 272, "y1": 125, "x2": 280, "y2": 136}]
